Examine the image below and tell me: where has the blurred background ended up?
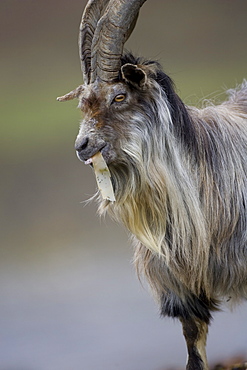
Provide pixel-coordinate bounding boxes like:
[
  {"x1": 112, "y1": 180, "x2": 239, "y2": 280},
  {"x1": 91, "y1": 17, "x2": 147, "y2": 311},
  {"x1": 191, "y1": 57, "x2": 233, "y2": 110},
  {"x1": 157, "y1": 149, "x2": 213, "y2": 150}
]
[{"x1": 1, "y1": 1, "x2": 247, "y2": 369}]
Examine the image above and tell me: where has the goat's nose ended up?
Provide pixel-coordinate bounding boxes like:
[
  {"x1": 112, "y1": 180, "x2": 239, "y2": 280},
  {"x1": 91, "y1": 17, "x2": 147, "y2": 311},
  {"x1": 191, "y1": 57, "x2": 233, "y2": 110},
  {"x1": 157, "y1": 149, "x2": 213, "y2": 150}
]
[{"x1": 75, "y1": 137, "x2": 89, "y2": 152}]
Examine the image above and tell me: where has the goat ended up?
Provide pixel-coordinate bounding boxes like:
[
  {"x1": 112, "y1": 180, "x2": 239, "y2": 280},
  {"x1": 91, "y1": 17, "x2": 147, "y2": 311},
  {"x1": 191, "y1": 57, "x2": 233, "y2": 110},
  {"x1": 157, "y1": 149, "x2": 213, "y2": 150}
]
[{"x1": 57, "y1": 1, "x2": 247, "y2": 369}]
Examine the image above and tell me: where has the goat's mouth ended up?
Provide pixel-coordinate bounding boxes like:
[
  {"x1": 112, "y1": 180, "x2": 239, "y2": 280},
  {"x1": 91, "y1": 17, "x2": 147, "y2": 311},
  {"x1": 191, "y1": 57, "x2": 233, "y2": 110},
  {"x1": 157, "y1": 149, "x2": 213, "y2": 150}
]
[
  {"x1": 83, "y1": 148, "x2": 105, "y2": 165},
  {"x1": 77, "y1": 144, "x2": 109, "y2": 165}
]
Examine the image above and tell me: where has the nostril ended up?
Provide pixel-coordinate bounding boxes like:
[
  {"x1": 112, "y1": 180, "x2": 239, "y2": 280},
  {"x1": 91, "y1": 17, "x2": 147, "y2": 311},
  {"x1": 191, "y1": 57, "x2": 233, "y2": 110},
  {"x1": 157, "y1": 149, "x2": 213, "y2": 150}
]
[{"x1": 75, "y1": 137, "x2": 89, "y2": 152}]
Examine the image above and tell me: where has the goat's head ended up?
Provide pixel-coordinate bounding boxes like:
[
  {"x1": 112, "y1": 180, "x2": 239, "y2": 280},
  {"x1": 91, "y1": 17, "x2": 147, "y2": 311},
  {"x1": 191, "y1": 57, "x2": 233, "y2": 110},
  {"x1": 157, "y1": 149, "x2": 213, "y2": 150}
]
[
  {"x1": 57, "y1": 0, "x2": 155, "y2": 169},
  {"x1": 75, "y1": 60, "x2": 161, "y2": 167}
]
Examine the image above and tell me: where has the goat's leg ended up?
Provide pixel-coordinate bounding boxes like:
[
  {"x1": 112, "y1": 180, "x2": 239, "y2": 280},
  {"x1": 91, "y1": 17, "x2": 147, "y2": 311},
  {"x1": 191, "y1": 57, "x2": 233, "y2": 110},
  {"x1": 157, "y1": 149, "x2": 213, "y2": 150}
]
[
  {"x1": 160, "y1": 290, "x2": 217, "y2": 369},
  {"x1": 180, "y1": 317, "x2": 208, "y2": 370}
]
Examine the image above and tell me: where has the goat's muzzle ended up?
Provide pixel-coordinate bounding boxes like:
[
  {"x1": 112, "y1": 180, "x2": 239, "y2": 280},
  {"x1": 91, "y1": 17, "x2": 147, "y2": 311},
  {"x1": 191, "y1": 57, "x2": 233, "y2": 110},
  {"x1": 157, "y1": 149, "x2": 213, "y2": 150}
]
[{"x1": 75, "y1": 135, "x2": 107, "y2": 164}]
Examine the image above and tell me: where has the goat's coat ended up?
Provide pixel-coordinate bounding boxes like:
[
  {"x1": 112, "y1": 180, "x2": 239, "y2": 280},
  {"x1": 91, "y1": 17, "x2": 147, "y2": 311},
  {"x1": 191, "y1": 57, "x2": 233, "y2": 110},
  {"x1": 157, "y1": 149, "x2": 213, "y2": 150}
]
[
  {"x1": 97, "y1": 57, "x2": 247, "y2": 314},
  {"x1": 96, "y1": 56, "x2": 247, "y2": 369},
  {"x1": 61, "y1": 53, "x2": 247, "y2": 369},
  {"x1": 57, "y1": 0, "x2": 247, "y2": 367}
]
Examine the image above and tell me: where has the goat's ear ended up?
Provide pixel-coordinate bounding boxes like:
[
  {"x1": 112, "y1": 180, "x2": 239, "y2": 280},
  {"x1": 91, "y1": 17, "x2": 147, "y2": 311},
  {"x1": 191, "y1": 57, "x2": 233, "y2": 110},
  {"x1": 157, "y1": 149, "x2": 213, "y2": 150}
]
[{"x1": 121, "y1": 63, "x2": 147, "y2": 88}]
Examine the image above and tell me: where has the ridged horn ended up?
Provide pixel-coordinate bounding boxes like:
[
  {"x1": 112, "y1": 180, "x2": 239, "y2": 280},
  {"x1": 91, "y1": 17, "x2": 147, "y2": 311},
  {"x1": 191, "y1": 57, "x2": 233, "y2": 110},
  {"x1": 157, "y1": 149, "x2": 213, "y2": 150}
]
[
  {"x1": 79, "y1": 0, "x2": 110, "y2": 84},
  {"x1": 90, "y1": 0, "x2": 147, "y2": 83}
]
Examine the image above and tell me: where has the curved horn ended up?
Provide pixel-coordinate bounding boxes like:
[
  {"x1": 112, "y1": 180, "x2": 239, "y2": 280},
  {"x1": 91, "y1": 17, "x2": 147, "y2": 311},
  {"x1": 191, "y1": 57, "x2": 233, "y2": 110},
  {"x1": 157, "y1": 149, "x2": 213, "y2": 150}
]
[
  {"x1": 79, "y1": 0, "x2": 109, "y2": 84},
  {"x1": 90, "y1": 0, "x2": 147, "y2": 83}
]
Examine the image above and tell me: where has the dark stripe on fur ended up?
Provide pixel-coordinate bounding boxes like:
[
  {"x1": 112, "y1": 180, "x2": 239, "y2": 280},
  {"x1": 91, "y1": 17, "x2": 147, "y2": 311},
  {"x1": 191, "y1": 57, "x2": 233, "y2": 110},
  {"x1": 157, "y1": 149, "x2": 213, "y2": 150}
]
[
  {"x1": 120, "y1": 53, "x2": 198, "y2": 155},
  {"x1": 160, "y1": 291, "x2": 219, "y2": 324}
]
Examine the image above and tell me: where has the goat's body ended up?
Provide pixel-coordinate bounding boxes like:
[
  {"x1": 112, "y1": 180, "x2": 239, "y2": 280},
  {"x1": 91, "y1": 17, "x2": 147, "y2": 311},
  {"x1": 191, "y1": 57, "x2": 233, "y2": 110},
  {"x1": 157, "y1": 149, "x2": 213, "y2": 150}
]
[
  {"x1": 102, "y1": 71, "x2": 247, "y2": 307},
  {"x1": 58, "y1": 1, "x2": 247, "y2": 367},
  {"x1": 98, "y1": 70, "x2": 247, "y2": 369},
  {"x1": 135, "y1": 83, "x2": 247, "y2": 303},
  {"x1": 61, "y1": 46, "x2": 247, "y2": 368}
]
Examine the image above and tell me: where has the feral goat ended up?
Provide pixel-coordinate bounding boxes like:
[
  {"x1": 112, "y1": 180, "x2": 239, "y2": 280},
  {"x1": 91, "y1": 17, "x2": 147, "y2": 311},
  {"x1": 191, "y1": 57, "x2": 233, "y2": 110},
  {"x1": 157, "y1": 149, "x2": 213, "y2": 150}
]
[{"x1": 58, "y1": 0, "x2": 247, "y2": 369}]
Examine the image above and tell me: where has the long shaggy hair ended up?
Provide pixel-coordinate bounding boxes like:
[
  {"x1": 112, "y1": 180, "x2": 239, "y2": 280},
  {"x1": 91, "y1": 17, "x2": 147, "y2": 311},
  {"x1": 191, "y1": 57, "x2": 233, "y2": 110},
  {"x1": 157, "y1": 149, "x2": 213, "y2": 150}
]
[
  {"x1": 59, "y1": 0, "x2": 247, "y2": 363},
  {"x1": 97, "y1": 54, "x2": 247, "y2": 309}
]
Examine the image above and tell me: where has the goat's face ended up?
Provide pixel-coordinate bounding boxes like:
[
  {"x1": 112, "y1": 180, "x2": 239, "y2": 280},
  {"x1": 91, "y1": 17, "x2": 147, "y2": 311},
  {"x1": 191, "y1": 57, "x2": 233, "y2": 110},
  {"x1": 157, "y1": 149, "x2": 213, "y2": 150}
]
[{"x1": 75, "y1": 63, "x2": 152, "y2": 166}]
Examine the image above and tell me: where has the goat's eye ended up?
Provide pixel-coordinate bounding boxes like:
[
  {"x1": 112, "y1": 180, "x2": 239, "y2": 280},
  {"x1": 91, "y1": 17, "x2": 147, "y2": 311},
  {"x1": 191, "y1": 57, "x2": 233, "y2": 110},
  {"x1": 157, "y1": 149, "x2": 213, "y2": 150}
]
[{"x1": 113, "y1": 94, "x2": 126, "y2": 103}]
